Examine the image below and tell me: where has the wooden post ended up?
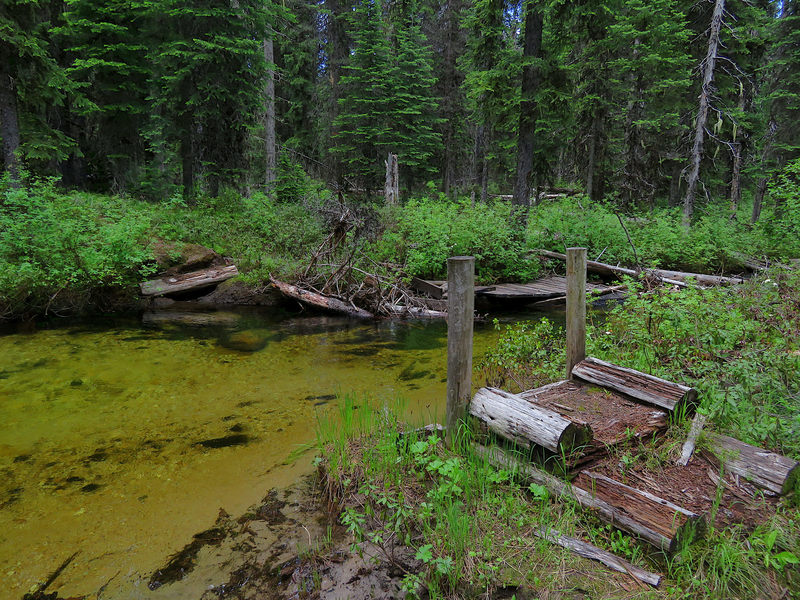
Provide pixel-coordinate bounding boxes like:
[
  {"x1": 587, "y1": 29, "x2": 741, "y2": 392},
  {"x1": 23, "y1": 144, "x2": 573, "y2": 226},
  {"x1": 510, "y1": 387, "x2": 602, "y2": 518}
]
[
  {"x1": 566, "y1": 247, "x2": 587, "y2": 379},
  {"x1": 446, "y1": 256, "x2": 475, "y2": 446}
]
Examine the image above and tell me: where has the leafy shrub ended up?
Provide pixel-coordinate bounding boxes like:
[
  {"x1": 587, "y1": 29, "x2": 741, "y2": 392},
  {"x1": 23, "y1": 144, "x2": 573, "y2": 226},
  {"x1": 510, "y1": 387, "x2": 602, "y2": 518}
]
[
  {"x1": 0, "y1": 178, "x2": 155, "y2": 317},
  {"x1": 374, "y1": 196, "x2": 539, "y2": 283}
]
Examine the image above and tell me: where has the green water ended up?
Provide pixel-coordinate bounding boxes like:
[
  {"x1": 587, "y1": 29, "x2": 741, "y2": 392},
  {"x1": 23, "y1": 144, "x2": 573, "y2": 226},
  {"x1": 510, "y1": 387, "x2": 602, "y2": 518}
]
[{"x1": 0, "y1": 306, "x2": 548, "y2": 599}]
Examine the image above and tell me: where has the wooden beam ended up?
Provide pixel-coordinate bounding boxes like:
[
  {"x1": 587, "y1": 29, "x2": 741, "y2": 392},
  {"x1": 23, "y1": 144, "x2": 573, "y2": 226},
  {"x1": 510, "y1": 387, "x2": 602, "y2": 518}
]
[
  {"x1": 566, "y1": 248, "x2": 587, "y2": 379},
  {"x1": 533, "y1": 527, "x2": 662, "y2": 588},
  {"x1": 470, "y1": 387, "x2": 592, "y2": 454},
  {"x1": 446, "y1": 256, "x2": 475, "y2": 447},
  {"x1": 571, "y1": 356, "x2": 697, "y2": 414},
  {"x1": 677, "y1": 413, "x2": 707, "y2": 466}
]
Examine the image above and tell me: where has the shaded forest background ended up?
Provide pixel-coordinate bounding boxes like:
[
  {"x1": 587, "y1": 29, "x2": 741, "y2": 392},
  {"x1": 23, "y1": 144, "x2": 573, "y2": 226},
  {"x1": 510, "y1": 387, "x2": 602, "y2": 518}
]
[{"x1": 2, "y1": 0, "x2": 798, "y2": 223}]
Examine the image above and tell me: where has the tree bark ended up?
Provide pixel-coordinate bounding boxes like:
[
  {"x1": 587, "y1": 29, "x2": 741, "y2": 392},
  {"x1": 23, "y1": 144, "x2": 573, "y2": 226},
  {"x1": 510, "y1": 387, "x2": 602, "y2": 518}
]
[
  {"x1": 0, "y1": 42, "x2": 21, "y2": 183},
  {"x1": 751, "y1": 176, "x2": 767, "y2": 224},
  {"x1": 728, "y1": 91, "x2": 747, "y2": 215},
  {"x1": 264, "y1": 35, "x2": 277, "y2": 189},
  {"x1": 511, "y1": 0, "x2": 543, "y2": 214},
  {"x1": 683, "y1": 0, "x2": 725, "y2": 227}
]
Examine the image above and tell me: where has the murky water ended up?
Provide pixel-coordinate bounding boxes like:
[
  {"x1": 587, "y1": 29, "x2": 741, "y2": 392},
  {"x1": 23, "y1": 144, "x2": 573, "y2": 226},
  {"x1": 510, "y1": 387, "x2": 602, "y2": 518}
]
[{"x1": 0, "y1": 306, "x2": 555, "y2": 599}]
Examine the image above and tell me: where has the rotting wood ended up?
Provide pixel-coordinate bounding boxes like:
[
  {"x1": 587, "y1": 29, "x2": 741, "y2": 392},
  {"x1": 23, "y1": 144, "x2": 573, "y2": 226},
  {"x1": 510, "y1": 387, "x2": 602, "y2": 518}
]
[
  {"x1": 474, "y1": 444, "x2": 702, "y2": 552},
  {"x1": 571, "y1": 356, "x2": 697, "y2": 414},
  {"x1": 677, "y1": 413, "x2": 708, "y2": 466},
  {"x1": 533, "y1": 527, "x2": 662, "y2": 587},
  {"x1": 470, "y1": 387, "x2": 593, "y2": 454},
  {"x1": 537, "y1": 250, "x2": 744, "y2": 287},
  {"x1": 270, "y1": 278, "x2": 373, "y2": 318},
  {"x1": 702, "y1": 433, "x2": 799, "y2": 496},
  {"x1": 578, "y1": 470, "x2": 706, "y2": 552},
  {"x1": 140, "y1": 265, "x2": 239, "y2": 297}
]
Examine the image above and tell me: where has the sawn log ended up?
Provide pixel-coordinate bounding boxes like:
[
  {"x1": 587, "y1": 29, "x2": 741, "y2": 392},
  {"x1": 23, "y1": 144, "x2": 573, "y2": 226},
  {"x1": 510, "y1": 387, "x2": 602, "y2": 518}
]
[
  {"x1": 470, "y1": 387, "x2": 592, "y2": 454},
  {"x1": 702, "y1": 433, "x2": 799, "y2": 496},
  {"x1": 475, "y1": 445, "x2": 704, "y2": 553},
  {"x1": 571, "y1": 357, "x2": 697, "y2": 414}
]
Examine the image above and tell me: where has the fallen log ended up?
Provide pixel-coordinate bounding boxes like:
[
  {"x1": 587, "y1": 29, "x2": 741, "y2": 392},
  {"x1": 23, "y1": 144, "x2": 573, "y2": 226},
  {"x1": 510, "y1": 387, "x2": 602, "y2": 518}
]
[
  {"x1": 475, "y1": 445, "x2": 705, "y2": 552},
  {"x1": 577, "y1": 471, "x2": 705, "y2": 552},
  {"x1": 140, "y1": 265, "x2": 239, "y2": 297},
  {"x1": 537, "y1": 249, "x2": 745, "y2": 287},
  {"x1": 475, "y1": 445, "x2": 703, "y2": 552},
  {"x1": 571, "y1": 357, "x2": 697, "y2": 414},
  {"x1": 270, "y1": 278, "x2": 373, "y2": 319},
  {"x1": 409, "y1": 277, "x2": 446, "y2": 300},
  {"x1": 470, "y1": 387, "x2": 592, "y2": 454},
  {"x1": 384, "y1": 304, "x2": 447, "y2": 319},
  {"x1": 677, "y1": 413, "x2": 707, "y2": 466},
  {"x1": 533, "y1": 527, "x2": 662, "y2": 587},
  {"x1": 531, "y1": 284, "x2": 628, "y2": 308},
  {"x1": 702, "y1": 433, "x2": 799, "y2": 496}
]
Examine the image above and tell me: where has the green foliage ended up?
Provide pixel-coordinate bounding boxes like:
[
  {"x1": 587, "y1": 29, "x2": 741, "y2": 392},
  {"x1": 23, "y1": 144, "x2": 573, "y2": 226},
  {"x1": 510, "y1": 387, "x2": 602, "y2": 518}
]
[
  {"x1": 374, "y1": 196, "x2": 539, "y2": 283},
  {"x1": 0, "y1": 178, "x2": 154, "y2": 317},
  {"x1": 478, "y1": 317, "x2": 564, "y2": 392},
  {"x1": 152, "y1": 190, "x2": 325, "y2": 283}
]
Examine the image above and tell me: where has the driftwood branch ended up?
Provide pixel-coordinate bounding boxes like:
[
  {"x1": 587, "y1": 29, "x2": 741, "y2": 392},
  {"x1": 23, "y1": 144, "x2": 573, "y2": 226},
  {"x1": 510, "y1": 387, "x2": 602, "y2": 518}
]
[{"x1": 677, "y1": 413, "x2": 708, "y2": 466}]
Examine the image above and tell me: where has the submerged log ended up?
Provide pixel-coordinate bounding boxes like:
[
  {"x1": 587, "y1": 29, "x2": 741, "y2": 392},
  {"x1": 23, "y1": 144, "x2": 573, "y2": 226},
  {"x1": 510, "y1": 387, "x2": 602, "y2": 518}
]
[
  {"x1": 533, "y1": 527, "x2": 662, "y2": 587},
  {"x1": 384, "y1": 304, "x2": 447, "y2": 319},
  {"x1": 475, "y1": 444, "x2": 704, "y2": 553},
  {"x1": 140, "y1": 265, "x2": 239, "y2": 297},
  {"x1": 571, "y1": 357, "x2": 697, "y2": 414},
  {"x1": 270, "y1": 278, "x2": 373, "y2": 318},
  {"x1": 470, "y1": 387, "x2": 592, "y2": 454},
  {"x1": 703, "y1": 433, "x2": 799, "y2": 496}
]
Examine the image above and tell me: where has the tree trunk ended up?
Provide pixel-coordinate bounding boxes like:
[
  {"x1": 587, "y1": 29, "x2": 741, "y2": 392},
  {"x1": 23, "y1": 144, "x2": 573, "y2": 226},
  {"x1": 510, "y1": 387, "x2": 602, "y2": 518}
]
[
  {"x1": 384, "y1": 152, "x2": 399, "y2": 204},
  {"x1": 622, "y1": 39, "x2": 643, "y2": 208},
  {"x1": 264, "y1": 36, "x2": 277, "y2": 189},
  {"x1": 511, "y1": 0, "x2": 543, "y2": 216},
  {"x1": 751, "y1": 176, "x2": 767, "y2": 224},
  {"x1": 683, "y1": 0, "x2": 725, "y2": 228},
  {"x1": 728, "y1": 91, "x2": 747, "y2": 215},
  {"x1": 0, "y1": 42, "x2": 21, "y2": 183},
  {"x1": 586, "y1": 113, "x2": 606, "y2": 202}
]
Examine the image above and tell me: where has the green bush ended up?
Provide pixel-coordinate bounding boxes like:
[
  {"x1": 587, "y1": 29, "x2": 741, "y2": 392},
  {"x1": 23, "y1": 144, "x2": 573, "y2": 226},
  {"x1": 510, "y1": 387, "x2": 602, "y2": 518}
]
[
  {"x1": 374, "y1": 196, "x2": 539, "y2": 283},
  {"x1": 0, "y1": 178, "x2": 155, "y2": 317}
]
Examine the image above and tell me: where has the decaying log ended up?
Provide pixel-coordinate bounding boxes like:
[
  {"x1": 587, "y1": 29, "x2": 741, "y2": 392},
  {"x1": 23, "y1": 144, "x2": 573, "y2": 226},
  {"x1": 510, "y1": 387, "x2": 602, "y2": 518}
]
[
  {"x1": 470, "y1": 387, "x2": 592, "y2": 454},
  {"x1": 702, "y1": 433, "x2": 799, "y2": 496},
  {"x1": 140, "y1": 265, "x2": 239, "y2": 297},
  {"x1": 475, "y1": 445, "x2": 702, "y2": 552},
  {"x1": 677, "y1": 413, "x2": 707, "y2": 466},
  {"x1": 271, "y1": 278, "x2": 373, "y2": 318},
  {"x1": 537, "y1": 250, "x2": 744, "y2": 287},
  {"x1": 578, "y1": 471, "x2": 705, "y2": 552},
  {"x1": 533, "y1": 527, "x2": 662, "y2": 587},
  {"x1": 571, "y1": 357, "x2": 697, "y2": 414}
]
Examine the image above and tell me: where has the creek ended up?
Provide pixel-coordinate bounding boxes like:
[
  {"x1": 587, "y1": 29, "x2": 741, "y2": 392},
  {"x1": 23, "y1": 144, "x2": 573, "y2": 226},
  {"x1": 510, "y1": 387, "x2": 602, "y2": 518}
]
[{"x1": 0, "y1": 305, "x2": 555, "y2": 599}]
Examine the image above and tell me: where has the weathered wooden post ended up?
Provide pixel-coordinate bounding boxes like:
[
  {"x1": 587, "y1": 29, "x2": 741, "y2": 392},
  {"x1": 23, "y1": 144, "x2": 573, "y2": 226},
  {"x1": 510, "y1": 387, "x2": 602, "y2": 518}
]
[
  {"x1": 566, "y1": 247, "x2": 587, "y2": 379},
  {"x1": 446, "y1": 256, "x2": 475, "y2": 446}
]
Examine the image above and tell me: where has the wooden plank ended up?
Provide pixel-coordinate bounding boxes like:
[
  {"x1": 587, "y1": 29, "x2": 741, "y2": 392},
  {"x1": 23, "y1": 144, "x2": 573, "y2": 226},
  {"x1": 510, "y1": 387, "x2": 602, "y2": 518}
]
[
  {"x1": 677, "y1": 413, "x2": 707, "y2": 466},
  {"x1": 703, "y1": 433, "x2": 799, "y2": 495},
  {"x1": 140, "y1": 265, "x2": 239, "y2": 297},
  {"x1": 571, "y1": 356, "x2": 697, "y2": 414},
  {"x1": 470, "y1": 387, "x2": 592, "y2": 453},
  {"x1": 533, "y1": 527, "x2": 662, "y2": 587},
  {"x1": 474, "y1": 445, "x2": 703, "y2": 553},
  {"x1": 410, "y1": 277, "x2": 446, "y2": 299},
  {"x1": 271, "y1": 278, "x2": 373, "y2": 318},
  {"x1": 577, "y1": 471, "x2": 706, "y2": 552}
]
